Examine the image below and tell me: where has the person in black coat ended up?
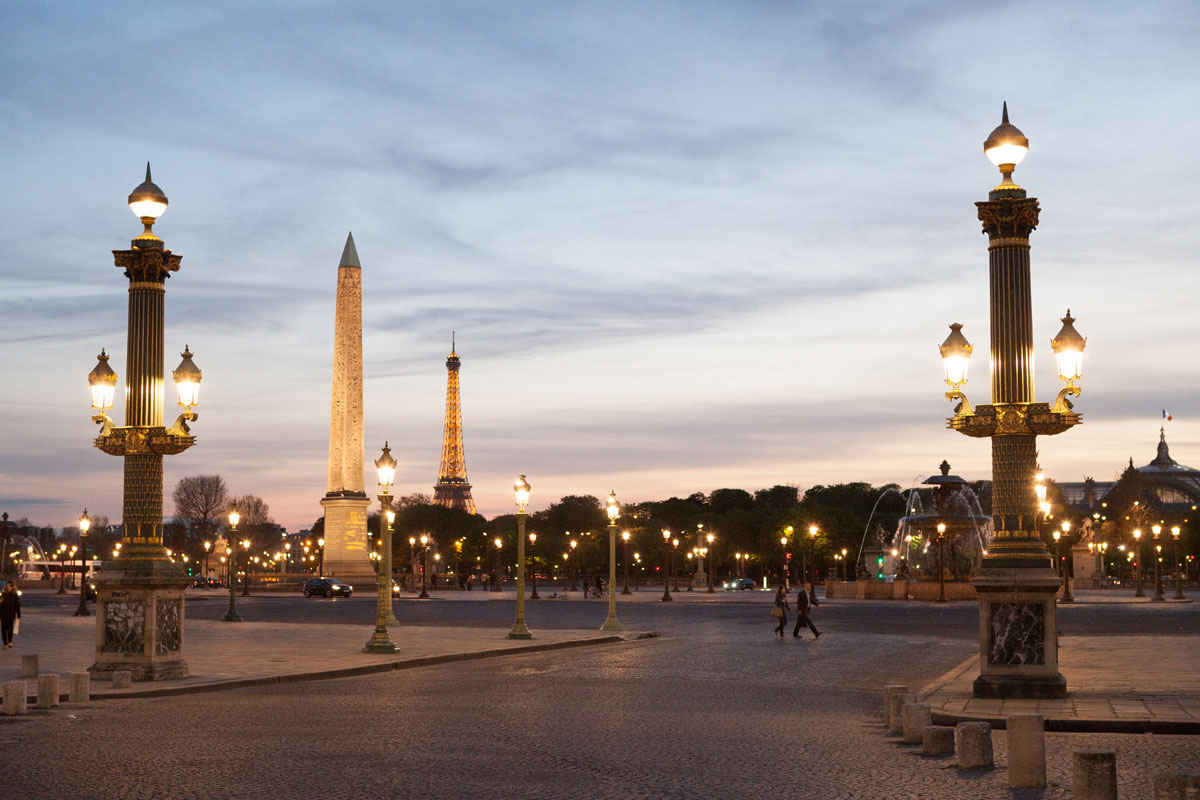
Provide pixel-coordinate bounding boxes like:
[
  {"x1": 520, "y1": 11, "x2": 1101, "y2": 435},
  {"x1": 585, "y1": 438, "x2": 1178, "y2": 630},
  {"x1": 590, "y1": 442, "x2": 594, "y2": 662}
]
[
  {"x1": 792, "y1": 581, "x2": 821, "y2": 639},
  {"x1": 0, "y1": 583, "x2": 21, "y2": 648}
]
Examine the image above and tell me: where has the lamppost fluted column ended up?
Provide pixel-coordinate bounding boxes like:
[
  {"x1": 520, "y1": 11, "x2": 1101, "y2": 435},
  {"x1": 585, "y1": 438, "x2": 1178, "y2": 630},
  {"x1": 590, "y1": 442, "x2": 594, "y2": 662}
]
[
  {"x1": 508, "y1": 476, "x2": 532, "y2": 639},
  {"x1": 661, "y1": 529, "x2": 672, "y2": 602},
  {"x1": 621, "y1": 531, "x2": 631, "y2": 595},
  {"x1": 223, "y1": 511, "x2": 243, "y2": 622},
  {"x1": 363, "y1": 486, "x2": 398, "y2": 653},
  {"x1": 945, "y1": 107, "x2": 1077, "y2": 699},
  {"x1": 601, "y1": 492, "x2": 623, "y2": 631}
]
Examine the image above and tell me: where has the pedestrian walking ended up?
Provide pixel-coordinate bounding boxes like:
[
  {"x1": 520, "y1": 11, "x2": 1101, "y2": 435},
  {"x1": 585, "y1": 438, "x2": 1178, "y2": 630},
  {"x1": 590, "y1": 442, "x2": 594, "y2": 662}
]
[
  {"x1": 0, "y1": 582, "x2": 20, "y2": 648},
  {"x1": 771, "y1": 584, "x2": 789, "y2": 638},
  {"x1": 594, "y1": 573, "x2": 604, "y2": 597},
  {"x1": 793, "y1": 581, "x2": 822, "y2": 639}
]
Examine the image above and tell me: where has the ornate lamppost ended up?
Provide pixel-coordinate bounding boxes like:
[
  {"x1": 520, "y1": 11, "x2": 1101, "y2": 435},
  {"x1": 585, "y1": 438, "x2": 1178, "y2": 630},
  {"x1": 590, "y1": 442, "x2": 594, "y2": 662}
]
[
  {"x1": 508, "y1": 475, "x2": 532, "y2": 639},
  {"x1": 202, "y1": 541, "x2": 212, "y2": 588},
  {"x1": 1060, "y1": 521, "x2": 1074, "y2": 602},
  {"x1": 936, "y1": 523, "x2": 947, "y2": 603},
  {"x1": 419, "y1": 534, "x2": 430, "y2": 599},
  {"x1": 568, "y1": 538, "x2": 578, "y2": 590},
  {"x1": 364, "y1": 443, "x2": 399, "y2": 653},
  {"x1": 1171, "y1": 526, "x2": 1186, "y2": 600},
  {"x1": 492, "y1": 537, "x2": 503, "y2": 592},
  {"x1": 705, "y1": 531, "x2": 716, "y2": 593},
  {"x1": 75, "y1": 510, "x2": 91, "y2": 618},
  {"x1": 807, "y1": 525, "x2": 819, "y2": 588},
  {"x1": 87, "y1": 166, "x2": 204, "y2": 680},
  {"x1": 621, "y1": 530, "x2": 632, "y2": 595},
  {"x1": 528, "y1": 532, "x2": 539, "y2": 599},
  {"x1": 661, "y1": 529, "x2": 673, "y2": 602},
  {"x1": 223, "y1": 508, "x2": 243, "y2": 622},
  {"x1": 1133, "y1": 528, "x2": 1145, "y2": 597},
  {"x1": 780, "y1": 534, "x2": 789, "y2": 590},
  {"x1": 601, "y1": 491, "x2": 623, "y2": 631},
  {"x1": 940, "y1": 106, "x2": 1086, "y2": 698},
  {"x1": 1151, "y1": 524, "x2": 1165, "y2": 601}
]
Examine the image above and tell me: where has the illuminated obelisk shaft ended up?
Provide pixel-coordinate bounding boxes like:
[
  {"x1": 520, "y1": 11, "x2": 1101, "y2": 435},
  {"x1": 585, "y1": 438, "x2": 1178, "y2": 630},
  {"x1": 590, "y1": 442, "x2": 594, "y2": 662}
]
[{"x1": 319, "y1": 233, "x2": 373, "y2": 584}]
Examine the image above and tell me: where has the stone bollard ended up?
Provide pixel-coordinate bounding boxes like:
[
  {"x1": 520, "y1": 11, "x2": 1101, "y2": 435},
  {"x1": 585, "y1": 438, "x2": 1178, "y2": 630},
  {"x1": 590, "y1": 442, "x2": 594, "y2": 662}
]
[
  {"x1": 1073, "y1": 751, "x2": 1117, "y2": 800},
  {"x1": 955, "y1": 721, "x2": 994, "y2": 769},
  {"x1": 69, "y1": 672, "x2": 90, "y2": 703},
  {"x1": 21, "y1": 654, "x2": 39, "y2": 678},
  {"x1": 901, "y1": 702, "x2": 932, "y2": 744},
  {"x1": 3, "y1": 681, "x2": 28, "y2": 716},
  {"x1": 1153, "y1": 774, "x2": 1200, "y2": 800},
  {"x1": 922, "y1": 725, "x2": 955, "y2": 755},
  {"x1": 36, "y1": 674, "x2": 60, "y2": 708},
  {"x1": 112, "y1": 671, "x2": 132, "y2": 689},
  {"x1": 888, "y1": 692, "x2": 916, "y2": 734},
  {"x1": 1006, "y1": 714, "x2": 1046, "y2": 788},
  {"x1": 883, "y1": 684, "x2": 908, "y2": 728}
]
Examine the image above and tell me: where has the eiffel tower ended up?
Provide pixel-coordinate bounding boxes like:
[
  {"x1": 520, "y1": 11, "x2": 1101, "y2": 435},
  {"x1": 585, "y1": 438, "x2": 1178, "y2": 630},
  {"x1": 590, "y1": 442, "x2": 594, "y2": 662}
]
[{"x1": 432, "y1": 333, "x2": 476, "y2": 514}]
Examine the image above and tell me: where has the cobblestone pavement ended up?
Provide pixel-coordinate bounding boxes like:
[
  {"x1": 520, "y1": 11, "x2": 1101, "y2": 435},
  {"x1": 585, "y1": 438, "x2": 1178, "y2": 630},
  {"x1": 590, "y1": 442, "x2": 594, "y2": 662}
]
[{"x1": 2, "y1": 605, "x2": 1197, "y2": 799}]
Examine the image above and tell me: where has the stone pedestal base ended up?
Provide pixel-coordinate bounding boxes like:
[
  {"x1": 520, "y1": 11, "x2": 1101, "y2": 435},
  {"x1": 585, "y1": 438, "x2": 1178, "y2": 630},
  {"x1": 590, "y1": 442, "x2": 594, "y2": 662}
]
[
  {"x1": 972, "y1": 568, "x2": 1066, "y2": 699},
  {"x1": 320, "y1": 494, "x2": 375, "y2": 586},
  {"x1": 90, "y1": 561, "x2": 189, "y2": 681}
]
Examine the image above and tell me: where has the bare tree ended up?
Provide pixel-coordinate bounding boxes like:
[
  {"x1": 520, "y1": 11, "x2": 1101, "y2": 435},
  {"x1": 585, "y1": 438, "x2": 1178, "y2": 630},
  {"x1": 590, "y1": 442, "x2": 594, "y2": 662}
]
[
  {"x1": 172, "y1": 475, "x2": 228, "y2": 549},
  {"x1": 229, "y1": 494, "x2": 274, "y2": 553},
  {"x1": 398, "y1": 492, "x2": 433, "y2": 508}
]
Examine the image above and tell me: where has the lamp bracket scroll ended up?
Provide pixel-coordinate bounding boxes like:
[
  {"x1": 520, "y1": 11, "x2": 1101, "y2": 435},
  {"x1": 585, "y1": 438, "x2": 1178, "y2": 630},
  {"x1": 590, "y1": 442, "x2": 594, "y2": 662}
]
[
  {"x1": 92, "y1": 412, "x2": 117, "y2": 438},
  {"x1": 945, "y1": 388, "x2": 975, "y2": 419},
  {"x1": 1050, "y1": 384, "x2": 1080, "y2": 415},
  {"x1": 167, "y1": 410, "x2": 198, "y2": 437}
]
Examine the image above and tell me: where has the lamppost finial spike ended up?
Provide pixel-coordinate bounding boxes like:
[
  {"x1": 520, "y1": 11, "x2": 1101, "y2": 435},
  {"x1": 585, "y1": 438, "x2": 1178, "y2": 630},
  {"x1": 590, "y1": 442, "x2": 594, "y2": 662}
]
[{"x1": 1002, "y1": 101, "x2": 1009, "y2": 124}]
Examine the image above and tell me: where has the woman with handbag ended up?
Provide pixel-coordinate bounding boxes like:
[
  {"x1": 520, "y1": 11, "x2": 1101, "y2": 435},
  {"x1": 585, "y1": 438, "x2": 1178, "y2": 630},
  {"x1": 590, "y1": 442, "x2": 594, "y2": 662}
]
[
  {"x1": 0, "y1": 582, "x2": 20, "y2": 648},
  {"x1": 771, "y1": 584, "x2": 789, "y2": 638}
]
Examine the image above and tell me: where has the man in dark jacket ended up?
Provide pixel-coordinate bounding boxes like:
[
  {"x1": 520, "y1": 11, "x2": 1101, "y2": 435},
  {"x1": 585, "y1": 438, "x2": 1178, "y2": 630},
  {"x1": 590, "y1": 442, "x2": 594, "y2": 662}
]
[
  {"x1": 792, "y1": 581, "x2": 821, "y2": 639},
  {"x1": 0, "y1": 582, "x2": 21, "y2": 648}
]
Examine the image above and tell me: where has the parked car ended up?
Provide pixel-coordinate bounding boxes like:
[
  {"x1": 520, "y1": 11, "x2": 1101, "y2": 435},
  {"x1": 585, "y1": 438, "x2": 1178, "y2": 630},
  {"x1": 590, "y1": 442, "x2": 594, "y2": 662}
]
[
  {"x1": 303, "y1": 577, "x2": 353, "y2": 598},
  {"x1": 190, "y1": 576, "x2": 221, "y2": 589},
  {"x1": 723, "y1": 578, "x2": 757, "y2": 591}
]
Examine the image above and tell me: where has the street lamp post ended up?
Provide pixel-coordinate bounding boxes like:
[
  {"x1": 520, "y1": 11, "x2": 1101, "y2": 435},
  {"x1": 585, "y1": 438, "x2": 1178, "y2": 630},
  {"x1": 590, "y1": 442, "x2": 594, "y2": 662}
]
[
  {"x1": 661, "y1": 529, "x2": 672, "y2": 602},
  {"x1": 1133, "y1": 529, "x2": 1145, "y2": 597},
  {"x1": 419, "y1": 534, "x2": 430, "y2": 599},
  {"x1": 75, "y1": 510, "x2": 91, "y2": 618},
  {"x1": 240, "y1": 538, "x2": 252, "y2": 596},
  {"x1": 568, "y1": 538, "x2": 578, "y2": 591},
  {"x1": 621, "y1": 530, "x2": 632, "y2": 595},
  {"x1": 364, "y1": 443, "x2": 399, "y2": 653},
  {"x1": 936, "y1": 523, "x2": 947, "y2": 603},
  {"x1": 223, "y1": 508, "x2": 243, "y2": 622},
  {"x1": 1171, "y1": 526, "x2": 1185, "y2": 600},
  {"x1": 940, "y1": 107, "x2": 1083, "y2": 699},
  {"x1": 780, "y1": 535, "x2": 789, "y2": 590},
  {"x1": 508, "y1": 475, "x2": 533, "y2": 639},
  {"x1": 1060, "y1": 521, "x2": 1074, "y2": 602},
  {"x1": 1151, "y1": 525, "x2": 1165, "y2": 601},
  {"x1": 807, "y1": 525, "x2": 819, "y2": 588},
  {"x1": 706, "y1": 532, "x2": 716, "y2": 593},
  {"x1": 528, "y1": 532, "x2": 539, "y2": 600},
  {"x1": 492, "y1": 537, "x2": 502, "y2": 592},
  {"x1": 601, "y1": 491, "x2": 623, "y2": 631},
  {"x1": 202, "y1": 541, "x2": 212, "y2": 588},
  {"x1": 87, "y1": 166, "x2": 202, "y2": 680}
]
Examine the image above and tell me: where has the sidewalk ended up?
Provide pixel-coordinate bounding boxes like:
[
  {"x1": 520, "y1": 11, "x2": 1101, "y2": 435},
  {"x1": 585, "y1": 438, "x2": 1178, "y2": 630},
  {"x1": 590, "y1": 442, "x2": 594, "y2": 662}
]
[
  {"x1": 920, "y1": 635, "x2": 1200, "y2": 733},
  {"x1": 0, "y1": 609, "x2": 652, "y2": 700}
]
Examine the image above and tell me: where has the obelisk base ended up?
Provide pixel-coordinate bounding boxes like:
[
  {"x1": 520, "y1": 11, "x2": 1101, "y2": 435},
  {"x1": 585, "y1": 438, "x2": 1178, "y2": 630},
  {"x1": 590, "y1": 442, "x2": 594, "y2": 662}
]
[
  {"x1": 972, "y1": 567, "x2": 1066, "y2": 699},
  {"x1": 320, "y1": 493, "x2": 375, "y2": 586},
  {"x1": 89, "y1": 560, "x2": 190, "y2": 681}
]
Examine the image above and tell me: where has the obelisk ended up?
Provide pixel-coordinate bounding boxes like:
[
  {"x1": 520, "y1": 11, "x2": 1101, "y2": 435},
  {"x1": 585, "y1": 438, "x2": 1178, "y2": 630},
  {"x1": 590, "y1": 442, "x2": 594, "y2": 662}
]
[{"x1": 319, "y1": 232, "x2": 373, "y2": 585}]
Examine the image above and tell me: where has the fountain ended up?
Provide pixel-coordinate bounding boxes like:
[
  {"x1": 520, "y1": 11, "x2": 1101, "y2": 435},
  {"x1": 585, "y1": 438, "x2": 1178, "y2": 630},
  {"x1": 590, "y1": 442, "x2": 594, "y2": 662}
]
[{"x1": 833, "y1": 461, "x2": 992, "y2": 600}]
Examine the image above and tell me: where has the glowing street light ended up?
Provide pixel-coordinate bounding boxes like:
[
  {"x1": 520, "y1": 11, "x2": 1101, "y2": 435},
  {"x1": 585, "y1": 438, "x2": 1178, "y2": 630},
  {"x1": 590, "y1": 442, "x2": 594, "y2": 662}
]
[
  {"x1": 222, "y1": 507, "x2": 243, "y2": 622},
  {"x1": 600, "y1": 491, "x2": 623, "y2": 631},
  {"x1": 508, "y1": 475, "x2": 533, "y2": 639}
]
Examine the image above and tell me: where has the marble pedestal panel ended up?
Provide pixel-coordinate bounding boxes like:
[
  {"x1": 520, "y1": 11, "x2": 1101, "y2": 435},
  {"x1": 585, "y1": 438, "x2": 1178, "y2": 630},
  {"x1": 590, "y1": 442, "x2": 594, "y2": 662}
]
[
  {"x1": 972, "y1": 567, "x2": 1066, "y2": 699},
  {"x1": 89, "y1": 560, "x2": 189, "y2": 681},
  {"x1": 320, "y1": 493, "x2": 375, "y2": 586}
]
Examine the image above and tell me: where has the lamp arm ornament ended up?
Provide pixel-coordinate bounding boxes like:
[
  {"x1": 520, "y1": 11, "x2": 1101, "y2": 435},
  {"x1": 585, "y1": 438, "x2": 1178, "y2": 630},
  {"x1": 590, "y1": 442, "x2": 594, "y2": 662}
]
[
  {"x1": 92, "y1": 412, "x2": 117, "y2": 438},
  {"x1": 946, "y1": 388, "x2": 974, "y2": 418},
  {"x1": 166, "y1": 409, "x2": 198, "y2": 437},
  {"x1": 1050, "y1": 384, "x2": 1080, "y2": 415}
]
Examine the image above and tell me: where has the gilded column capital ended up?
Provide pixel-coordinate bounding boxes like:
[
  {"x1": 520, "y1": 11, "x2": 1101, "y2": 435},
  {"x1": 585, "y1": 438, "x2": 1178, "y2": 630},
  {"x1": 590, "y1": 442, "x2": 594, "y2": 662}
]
[
  {"x1": 976, "y1": 196, "x2": 1040, "y2": 240},
  {"x1": 113, "y1": 247, "x2": 182, "y2": 284}
]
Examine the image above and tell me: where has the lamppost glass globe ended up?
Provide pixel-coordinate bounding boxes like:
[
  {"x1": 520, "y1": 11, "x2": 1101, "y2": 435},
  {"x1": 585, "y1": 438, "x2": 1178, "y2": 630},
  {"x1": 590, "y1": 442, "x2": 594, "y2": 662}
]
[
  {"x1": 88, "y1": 350, "x2": 118, "y2": 412},
  {"x1": 983, "y1": 102, "x2": 1029, "y2": 183}
]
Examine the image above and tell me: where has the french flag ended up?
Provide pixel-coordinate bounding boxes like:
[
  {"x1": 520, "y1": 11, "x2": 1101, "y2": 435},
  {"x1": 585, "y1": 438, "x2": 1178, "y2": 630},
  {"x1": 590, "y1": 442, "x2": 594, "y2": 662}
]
[{"x1": 1163, "y1": 409, "x2": 1173, "y2": 422}]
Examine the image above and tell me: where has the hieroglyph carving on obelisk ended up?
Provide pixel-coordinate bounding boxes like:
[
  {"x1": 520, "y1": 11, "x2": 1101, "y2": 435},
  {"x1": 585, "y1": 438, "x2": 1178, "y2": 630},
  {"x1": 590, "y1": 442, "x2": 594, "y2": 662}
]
[{"x1": 319, "y1": 232, "x2": 373, "y2": 584}]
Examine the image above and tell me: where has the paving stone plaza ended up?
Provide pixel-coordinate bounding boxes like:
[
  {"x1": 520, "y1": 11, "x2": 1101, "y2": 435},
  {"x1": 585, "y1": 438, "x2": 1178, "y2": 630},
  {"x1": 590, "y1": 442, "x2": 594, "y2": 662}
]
[{"x1": 1, "y1": 585, "x2": 1197, "y2": 798}]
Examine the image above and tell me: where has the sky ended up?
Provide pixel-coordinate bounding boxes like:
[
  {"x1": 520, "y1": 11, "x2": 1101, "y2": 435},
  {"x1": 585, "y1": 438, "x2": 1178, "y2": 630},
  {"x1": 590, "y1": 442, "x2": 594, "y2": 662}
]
[{"x1": 2, "y1": 0, "x2": 1200, "y2": 532}]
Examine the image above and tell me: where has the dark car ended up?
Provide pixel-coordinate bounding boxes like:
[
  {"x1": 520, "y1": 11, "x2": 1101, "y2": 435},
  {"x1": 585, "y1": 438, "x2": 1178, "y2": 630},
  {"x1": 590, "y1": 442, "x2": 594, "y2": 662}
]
[
  {"x1": 303, "y1": 578, "x2": 353, "y2": 598},
  {"x1": 723, "y1": 578, "x2": 757, "y2": 591}
]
